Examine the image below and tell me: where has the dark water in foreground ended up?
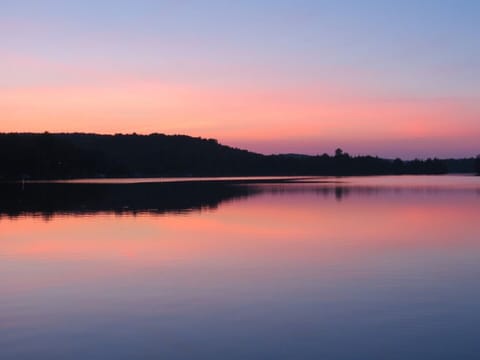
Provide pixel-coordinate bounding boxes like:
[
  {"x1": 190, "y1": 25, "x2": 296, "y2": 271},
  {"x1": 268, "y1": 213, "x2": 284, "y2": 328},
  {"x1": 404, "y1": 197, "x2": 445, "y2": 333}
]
[{"x1": 1, "y1": 176, "x2": 480, "y2": 359}]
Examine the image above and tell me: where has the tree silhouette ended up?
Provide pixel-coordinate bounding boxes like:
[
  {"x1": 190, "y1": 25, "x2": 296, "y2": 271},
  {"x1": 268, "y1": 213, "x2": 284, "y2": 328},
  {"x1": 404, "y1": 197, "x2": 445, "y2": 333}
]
[
  {"x1": 0, "y1": 132, "x2": 454, "y2": 180},
  {"x1": 475, "y1": 155, "x2": 480, "y2": 175}
]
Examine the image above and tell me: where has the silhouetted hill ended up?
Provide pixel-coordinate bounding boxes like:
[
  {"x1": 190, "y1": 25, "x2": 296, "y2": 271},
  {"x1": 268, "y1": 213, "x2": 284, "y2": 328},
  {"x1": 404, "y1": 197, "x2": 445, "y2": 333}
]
[
  {"x1": 0, "y1": 132, "x2": 469, "y2": 180},
  {"x1": 444, "y1": 158, "x2": 477, "y2": 174}
]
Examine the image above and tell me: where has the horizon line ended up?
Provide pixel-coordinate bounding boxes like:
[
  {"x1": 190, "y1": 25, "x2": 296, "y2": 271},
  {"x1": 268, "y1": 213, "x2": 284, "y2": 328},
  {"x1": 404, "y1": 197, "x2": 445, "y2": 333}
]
[{"x1": 1, "y1": 131, "x2": 477, "y2": 161}]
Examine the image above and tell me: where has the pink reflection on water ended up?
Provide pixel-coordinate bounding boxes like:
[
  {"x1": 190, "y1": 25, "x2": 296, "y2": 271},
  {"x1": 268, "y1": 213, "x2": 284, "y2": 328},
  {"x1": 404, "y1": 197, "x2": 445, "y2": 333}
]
[{"x1": 1, "y1": 179, "x2": 479, "y2": 297}]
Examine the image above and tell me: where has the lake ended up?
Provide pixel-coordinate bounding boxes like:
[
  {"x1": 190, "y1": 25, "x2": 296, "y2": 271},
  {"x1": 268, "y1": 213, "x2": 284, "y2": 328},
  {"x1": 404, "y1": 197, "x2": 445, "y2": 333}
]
[{"x1": 1, "y1": 175, "x2": 480, "y2": 359}]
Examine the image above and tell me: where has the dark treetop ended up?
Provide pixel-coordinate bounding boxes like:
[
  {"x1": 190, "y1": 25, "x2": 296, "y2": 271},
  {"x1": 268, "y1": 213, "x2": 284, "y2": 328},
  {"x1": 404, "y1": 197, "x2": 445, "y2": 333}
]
[{"x1": 0, "y1": 132, "x2": 475, "y2": 180}]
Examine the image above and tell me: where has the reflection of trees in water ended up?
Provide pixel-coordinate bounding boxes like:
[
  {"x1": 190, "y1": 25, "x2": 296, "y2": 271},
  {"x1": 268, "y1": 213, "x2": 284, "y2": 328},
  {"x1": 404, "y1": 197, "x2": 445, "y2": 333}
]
[
  {"x1": 0, "y1": 182, "x2": 258, "y2": 220},
  {"x1": 1, "y1": 180, "x2": 479, "y2": 219},
  {"x1": 251, "y1": 183, "x2": 480, "y2": 201}
]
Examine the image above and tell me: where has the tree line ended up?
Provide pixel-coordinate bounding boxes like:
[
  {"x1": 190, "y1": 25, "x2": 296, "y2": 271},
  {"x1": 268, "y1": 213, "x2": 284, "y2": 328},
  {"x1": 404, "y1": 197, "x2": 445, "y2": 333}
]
[{"x1": 0, "y1": 132, "x2": 475, "y2": 180}]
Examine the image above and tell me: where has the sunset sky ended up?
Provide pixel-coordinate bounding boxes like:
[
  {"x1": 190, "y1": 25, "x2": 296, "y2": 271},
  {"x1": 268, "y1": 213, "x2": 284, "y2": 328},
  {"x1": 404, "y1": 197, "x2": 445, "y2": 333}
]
[{"x1": 2, "y1": 0, "x2": 479, "y2": 158}]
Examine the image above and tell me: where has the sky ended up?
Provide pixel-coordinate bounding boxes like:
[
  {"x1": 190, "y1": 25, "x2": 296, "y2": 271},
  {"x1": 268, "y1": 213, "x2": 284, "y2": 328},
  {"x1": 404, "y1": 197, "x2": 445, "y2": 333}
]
[{"x1": 1, "y1": 0, "x2": 479, "y2": 158}]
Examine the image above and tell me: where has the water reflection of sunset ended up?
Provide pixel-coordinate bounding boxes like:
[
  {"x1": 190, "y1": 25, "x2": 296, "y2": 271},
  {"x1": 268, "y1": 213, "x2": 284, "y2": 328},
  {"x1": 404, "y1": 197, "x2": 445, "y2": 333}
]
[
  {"x1": 2, "y1": 179, "x2": 480, "y2": 360},
  {"x1": 2, "y1": 187, "x2": 478, "y2": 267}
]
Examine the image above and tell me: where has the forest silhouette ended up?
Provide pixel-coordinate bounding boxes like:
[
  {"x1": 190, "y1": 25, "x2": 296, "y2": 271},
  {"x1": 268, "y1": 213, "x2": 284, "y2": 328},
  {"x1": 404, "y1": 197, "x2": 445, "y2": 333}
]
[{"x1": 0, "y1": 132, "x2": 476, "y2": 180}]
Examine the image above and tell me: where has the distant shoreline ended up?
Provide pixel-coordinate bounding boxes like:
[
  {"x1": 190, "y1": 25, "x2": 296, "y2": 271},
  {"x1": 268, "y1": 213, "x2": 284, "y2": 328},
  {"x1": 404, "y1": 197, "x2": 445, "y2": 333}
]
[
  {"x1": 0, "y1": 132, "x2": 477, "y2": 180},
  {"x1": 2, "y1": 173, "x2": 477, "y2": 187}
]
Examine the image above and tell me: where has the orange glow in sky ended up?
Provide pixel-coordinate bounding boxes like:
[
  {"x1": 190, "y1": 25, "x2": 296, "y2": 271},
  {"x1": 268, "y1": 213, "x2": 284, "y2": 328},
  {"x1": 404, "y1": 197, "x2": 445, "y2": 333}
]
[
  {"x1": 2, "y1": 1, "x2": 479, "y2": 158},
  {"x1": 1, "y1": 79, "x2": 479, "y2": 158}
]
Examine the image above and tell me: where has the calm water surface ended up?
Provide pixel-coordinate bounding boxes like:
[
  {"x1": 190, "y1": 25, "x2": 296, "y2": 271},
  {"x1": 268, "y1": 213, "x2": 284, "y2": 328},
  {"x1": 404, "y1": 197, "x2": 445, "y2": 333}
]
[{"x1": 1, "y1": 175, "x2": 480, "y2": 359}]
